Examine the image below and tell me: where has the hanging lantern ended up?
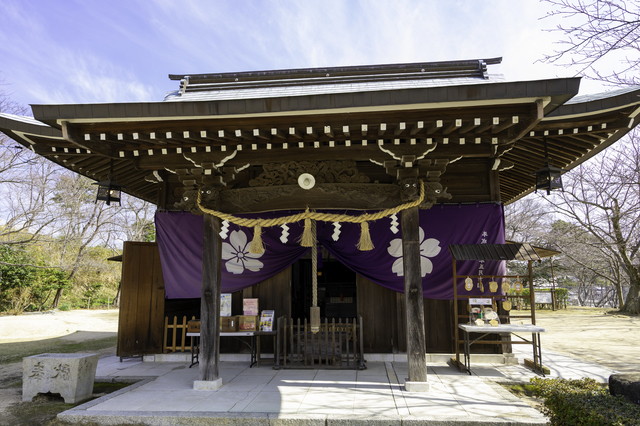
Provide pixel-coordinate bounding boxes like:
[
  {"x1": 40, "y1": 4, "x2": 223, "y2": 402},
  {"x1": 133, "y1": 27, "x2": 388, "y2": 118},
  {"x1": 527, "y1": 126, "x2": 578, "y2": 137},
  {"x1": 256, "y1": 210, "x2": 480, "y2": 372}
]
[
  {"x1": 534, "y1": 161, "x2": 564, "y2": 195},
  {"x1": 93, "y1": 179, "x2": 123, "y2": 206},
  {"x1": 93, "y1": 160, "x2": 124, "y2": 206},
  {"x1": 533, "y1": 137, "x2": 565, "y2": 195}
]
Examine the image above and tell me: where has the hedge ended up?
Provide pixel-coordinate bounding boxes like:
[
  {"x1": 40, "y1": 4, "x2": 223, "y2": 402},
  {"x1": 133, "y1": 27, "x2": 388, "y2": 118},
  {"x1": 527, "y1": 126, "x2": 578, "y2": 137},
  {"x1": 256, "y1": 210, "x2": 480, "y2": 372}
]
[
  {"x1": 510, "y1": 288, "x2": 569, "y2": 309},
  {"x1": 530, "y1": 377, "x2": 640, "y2": 426}
]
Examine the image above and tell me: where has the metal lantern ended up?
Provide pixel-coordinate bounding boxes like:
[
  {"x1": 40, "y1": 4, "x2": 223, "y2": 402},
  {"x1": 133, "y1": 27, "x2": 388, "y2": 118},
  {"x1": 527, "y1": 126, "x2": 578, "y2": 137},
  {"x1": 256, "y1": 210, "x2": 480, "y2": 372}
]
[
  {"x1": 533, "y1": 137, "x2": 565, "y2": 195},
  {"x1": 94, "y1": 179, "x2": 123, "y2": 205},
  {"x1": 93, "y1": 160, "x2": 123, "y2": 206},
  {"x1": 534, "y1": 161, "x2": 564, "y2": 195}
]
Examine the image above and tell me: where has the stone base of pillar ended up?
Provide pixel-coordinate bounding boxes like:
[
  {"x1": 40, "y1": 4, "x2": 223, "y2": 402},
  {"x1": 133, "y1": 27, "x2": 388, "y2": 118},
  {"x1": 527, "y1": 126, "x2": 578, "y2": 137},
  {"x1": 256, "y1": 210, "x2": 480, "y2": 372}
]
[
  {"x1": 404, "y1": 380, "x2": 431, "y2": 392},
  {"x1": 193, "y1": 378, "x2": 223, "y2": 390}
]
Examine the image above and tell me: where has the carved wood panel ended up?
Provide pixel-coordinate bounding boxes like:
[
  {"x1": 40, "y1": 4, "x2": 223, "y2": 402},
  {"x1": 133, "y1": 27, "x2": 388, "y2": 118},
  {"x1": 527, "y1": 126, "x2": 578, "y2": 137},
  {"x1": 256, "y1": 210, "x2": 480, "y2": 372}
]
[{"x1": 249, "y1": 161, "x2": 370, "y2": 187}]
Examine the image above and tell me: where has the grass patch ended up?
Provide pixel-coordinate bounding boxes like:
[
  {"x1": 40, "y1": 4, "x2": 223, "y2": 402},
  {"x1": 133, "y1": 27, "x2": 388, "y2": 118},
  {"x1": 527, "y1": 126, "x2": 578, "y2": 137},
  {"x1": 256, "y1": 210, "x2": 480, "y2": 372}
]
[
  {"x1": 506, "y1": 383, "x2": 538, "y2": 397},
  {"x1": 93, "y1": 382, "x2": 128, "y2": 392},
  {"x1": 502, "y1": 382, "x2": 545, "y2": 412},
  {"x1": 0, "y1": 335, "x2": 117, "y2": 365},
  {"x1": 5, "y1": 381, "x2": 131, "y2": 426}
]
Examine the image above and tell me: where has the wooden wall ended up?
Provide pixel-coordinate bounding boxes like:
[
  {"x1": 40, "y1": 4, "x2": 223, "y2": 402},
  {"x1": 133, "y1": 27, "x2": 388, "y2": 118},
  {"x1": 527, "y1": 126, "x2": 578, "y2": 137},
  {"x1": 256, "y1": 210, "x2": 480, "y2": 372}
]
[
  {"x1": 441, "y1": 159, "x2": 494, "y2": 203},
  {"x1": 118, "y1": 240, "x2": 503, "y2": 356},
  {"x1": 117, "y1": 242, "x2": 165, "y2": 357},
  {"x1": 243, "y1": 266, "x2": 292, "y2": 319},
  {"x1": 356, "y1": 275, "x2": 502, "y2": 354},
  {"x1": 220, "y1": 266, "x2": 292, "y2": 353},
  {"x1": 357, "y1": 275, "x2": 457, "y2": 354}
]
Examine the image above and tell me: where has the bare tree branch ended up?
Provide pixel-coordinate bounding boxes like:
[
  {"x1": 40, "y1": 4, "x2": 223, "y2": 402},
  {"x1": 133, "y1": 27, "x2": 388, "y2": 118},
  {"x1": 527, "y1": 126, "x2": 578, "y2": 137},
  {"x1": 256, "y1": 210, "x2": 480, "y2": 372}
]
[{"x1": 541, "y1": 0, "x2": 640, "y2": 85}]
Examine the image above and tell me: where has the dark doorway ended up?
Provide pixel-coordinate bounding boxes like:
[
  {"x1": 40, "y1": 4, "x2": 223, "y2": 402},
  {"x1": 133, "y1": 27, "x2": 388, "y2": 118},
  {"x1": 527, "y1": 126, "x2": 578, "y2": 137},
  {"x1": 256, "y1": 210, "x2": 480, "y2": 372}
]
[{"x1": 291, "y1": 250, "x2": 357, "y2": 320}]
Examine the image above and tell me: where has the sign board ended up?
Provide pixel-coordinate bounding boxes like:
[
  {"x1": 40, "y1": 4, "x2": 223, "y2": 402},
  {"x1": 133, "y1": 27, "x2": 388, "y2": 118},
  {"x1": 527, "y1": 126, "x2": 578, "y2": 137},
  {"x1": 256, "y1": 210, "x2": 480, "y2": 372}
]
[
  {"x1": 221, "y1": 293, "x2": 232, "y2": 316},
  {"x1": 536, "y1": 292, "x2": 553, "y2": 304},
  {"x1": 469, "y1": 298, "x2": 493, "y2": 305},
  {"x1": 243, "y1": 298, "x2": 259, "y2": 316}
]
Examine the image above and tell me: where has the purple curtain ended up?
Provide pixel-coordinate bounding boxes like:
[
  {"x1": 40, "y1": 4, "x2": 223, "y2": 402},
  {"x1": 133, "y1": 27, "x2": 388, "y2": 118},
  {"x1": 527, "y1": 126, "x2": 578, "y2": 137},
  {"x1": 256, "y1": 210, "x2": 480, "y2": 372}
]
[
  {"x1": 155, "y1": 211, "x2": 309, "y2": 297},
  {"x1": 155, "y1": 203, "x2": 505, "y2": 300}
]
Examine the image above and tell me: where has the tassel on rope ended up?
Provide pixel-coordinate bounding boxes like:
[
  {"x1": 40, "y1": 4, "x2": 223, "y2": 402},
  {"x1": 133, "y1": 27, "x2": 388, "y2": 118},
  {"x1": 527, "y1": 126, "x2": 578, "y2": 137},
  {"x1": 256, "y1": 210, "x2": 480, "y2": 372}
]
[
  {"x1": 300, "y1": 211, "x2": 314, "y2": 247},
  {"x1": 250, "y1": 225, "x2": 265, "y2": 254},
  {"x1": 357, "y1": 221, "x2": 374, "y2": 251}
]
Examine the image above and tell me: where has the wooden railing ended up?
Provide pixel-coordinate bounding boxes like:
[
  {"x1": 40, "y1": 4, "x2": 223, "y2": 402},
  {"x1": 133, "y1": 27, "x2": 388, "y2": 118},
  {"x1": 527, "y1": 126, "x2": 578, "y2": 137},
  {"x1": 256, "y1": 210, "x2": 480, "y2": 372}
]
[
  {"x1": 275, "y1": 316, "x2": 365, "y2": 370},
  {"x1": 163, "y1": 315, "x2": 195, "y2": 353}
]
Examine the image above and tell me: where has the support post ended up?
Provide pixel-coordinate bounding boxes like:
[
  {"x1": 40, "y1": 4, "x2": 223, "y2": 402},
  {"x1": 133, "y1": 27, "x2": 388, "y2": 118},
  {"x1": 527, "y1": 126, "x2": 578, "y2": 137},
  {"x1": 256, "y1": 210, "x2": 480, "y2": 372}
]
[
  {"x1": 194, "y1": 213, "x2": 223, "y2": 390},
  {"x1": 453, "y1": 259, "x2": 460, "y2": 367},
  {"x1": 529, "y1": 260, "x2": 536, "y2": 325},
  {"x1": 402, "y1": 206, "x2": 429, "y2": 391}
]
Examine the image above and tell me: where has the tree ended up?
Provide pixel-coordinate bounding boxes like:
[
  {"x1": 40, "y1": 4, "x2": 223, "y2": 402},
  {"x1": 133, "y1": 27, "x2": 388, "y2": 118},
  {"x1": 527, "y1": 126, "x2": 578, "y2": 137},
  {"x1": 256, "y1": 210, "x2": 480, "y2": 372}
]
[
  {"x1": 542, "y1": 0, "x2": 640, "y2": 85},
  {"x1": 550, "y1": 220, "x2": 625, "y2": 307},
  {"x1": 538, "y1": 2, "x2": 640, "y2": 312},
  {"x1": 504, "y1": 197, "x2": 551, "y2": 244},
  {"x1": 542, "y1": 136, "x2": 640, "y2": 313},
  {"x1": 1, "y1": 78, "x2": 60, "y2": 249},
  {"x1": 117, "y1": 196, "x2": 156, "y2": 243},
  {"x1": 47, "y1": 173, "x2": 121, "y2": 308},
  {"x1": 0, "y1": 158, "x2": 61, "y2": 249},
  {"x1": 1, "y1": 82, "x2": 157, "y2": 312},
  {"x1": 0, "y1": 245, "x2": 69, "y2": 314}
]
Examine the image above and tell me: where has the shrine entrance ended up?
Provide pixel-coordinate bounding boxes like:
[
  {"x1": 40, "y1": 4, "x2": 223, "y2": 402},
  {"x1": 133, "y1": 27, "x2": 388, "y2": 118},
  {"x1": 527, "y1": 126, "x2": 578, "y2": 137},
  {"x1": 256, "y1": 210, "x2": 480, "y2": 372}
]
[{"x1": 291, "y1": 253, "x2": 357, "y2": 321}]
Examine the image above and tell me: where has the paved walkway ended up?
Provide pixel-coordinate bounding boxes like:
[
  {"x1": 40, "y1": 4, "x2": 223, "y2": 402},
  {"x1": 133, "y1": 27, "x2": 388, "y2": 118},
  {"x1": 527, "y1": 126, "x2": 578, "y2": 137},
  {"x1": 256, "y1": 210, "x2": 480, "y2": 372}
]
[{"x1": 57, "y1": 348, "x2": 616, "y2": 425}]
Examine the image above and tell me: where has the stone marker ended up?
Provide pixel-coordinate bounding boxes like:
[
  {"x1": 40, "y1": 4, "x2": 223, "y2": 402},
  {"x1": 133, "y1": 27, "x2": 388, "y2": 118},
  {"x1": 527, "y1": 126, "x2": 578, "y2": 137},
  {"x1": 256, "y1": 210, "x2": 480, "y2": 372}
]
[
  {"x1": 609, "y1": 373, "x2": 640, "y2": 405},
  {"x1": 23, "y1": 353, "x2": 99, "y2": 404}
]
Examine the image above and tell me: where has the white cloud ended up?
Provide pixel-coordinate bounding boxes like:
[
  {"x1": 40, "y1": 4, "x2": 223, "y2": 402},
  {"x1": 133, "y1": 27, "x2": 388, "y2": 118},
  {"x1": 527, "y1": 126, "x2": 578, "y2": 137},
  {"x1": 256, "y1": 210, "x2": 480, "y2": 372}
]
[
  {"x1": 0, "y1": 0, "x2": 155, "y2": 104},
  {"x1": 27, "y1": 52, "x2": 154, "y2": 104},
  {"x1": 0, "y1": 0, "x2": 621, "y2": 108}
]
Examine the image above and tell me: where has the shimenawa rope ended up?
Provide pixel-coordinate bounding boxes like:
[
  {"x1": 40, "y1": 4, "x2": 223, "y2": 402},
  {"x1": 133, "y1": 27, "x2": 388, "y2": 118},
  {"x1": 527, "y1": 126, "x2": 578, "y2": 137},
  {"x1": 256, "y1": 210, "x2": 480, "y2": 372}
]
[{"x1": 196, "y1": 180, "x2": 425, "y2": 253}]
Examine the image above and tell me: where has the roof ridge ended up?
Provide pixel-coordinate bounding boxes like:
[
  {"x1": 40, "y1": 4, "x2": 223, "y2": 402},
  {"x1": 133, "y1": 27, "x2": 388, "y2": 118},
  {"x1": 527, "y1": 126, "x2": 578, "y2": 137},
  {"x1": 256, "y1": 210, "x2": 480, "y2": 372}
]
[{"x1": 169, "y1": 58, "x2": 502, "y2": 87}]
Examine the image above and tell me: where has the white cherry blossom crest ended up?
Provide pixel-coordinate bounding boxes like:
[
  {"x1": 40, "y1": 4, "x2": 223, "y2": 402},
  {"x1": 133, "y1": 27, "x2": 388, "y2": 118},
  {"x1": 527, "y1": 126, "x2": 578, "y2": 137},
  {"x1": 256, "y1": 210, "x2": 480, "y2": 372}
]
[
  {"x1": 387, "y1": 227, "x2": 441, "y2": 277},
  {"x1": 221, "y1": 230, "x2": 264, "y2": 275}
]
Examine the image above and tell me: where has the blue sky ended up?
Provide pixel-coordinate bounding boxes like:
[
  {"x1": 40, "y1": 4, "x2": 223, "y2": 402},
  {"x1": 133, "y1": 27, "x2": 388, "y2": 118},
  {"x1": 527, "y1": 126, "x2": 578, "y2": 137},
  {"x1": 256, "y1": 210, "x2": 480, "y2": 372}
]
[{"x1": 0, "y1": 0, "x2": 615, "y2": 108}]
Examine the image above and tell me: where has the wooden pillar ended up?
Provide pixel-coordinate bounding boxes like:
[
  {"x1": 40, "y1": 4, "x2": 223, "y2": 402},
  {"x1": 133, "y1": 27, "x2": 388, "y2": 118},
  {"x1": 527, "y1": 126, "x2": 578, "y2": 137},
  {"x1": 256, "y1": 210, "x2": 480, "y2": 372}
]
[
  {"x1": 529, "y1": 260, "x2": 536, "y2": 325},
  {"x1": 155, "y1": 178, "x2": 169, "y2": 209},
  {"x1": 489, "y1": 169, "x2": 501, "y2": 202},
  {"x1": 453, "y1": 259, "x2": 460, "y2": 365},
  {"x1": 402, "y1": 206, "x2": 428, "y2": 385},
  {"x1": 196, "y1": 213, "x2": 222, "y2": 388}
]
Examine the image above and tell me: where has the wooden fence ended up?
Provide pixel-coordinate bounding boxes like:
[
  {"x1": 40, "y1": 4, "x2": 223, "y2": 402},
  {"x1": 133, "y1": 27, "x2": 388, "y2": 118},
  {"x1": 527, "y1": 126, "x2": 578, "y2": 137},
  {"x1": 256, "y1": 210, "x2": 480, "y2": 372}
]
[
  {"x1": 163, "y1": 315, "x2": 195, "y2": 353},
  {"x1": 275, "y1": 316, "x2": 365, "y2": 370}
]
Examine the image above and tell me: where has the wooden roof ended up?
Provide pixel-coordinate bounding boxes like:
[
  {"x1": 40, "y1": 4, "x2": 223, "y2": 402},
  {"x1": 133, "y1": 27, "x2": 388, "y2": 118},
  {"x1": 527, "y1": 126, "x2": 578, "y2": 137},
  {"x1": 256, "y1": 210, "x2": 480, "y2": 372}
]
[
  {"x1": 505, "y1": 240, "x2": 560, "y2": 258},
  {"x1": 449, "y1": 243, "x2": 541, "y2": 262},
  {"x1": 1, "y1": 59, "x2": 640, "y2": 208}
]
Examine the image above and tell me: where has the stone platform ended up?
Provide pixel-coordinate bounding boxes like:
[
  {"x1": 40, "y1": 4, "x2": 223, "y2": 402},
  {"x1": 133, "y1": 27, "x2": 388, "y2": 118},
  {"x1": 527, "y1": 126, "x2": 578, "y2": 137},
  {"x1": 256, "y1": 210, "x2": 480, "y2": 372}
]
[{"x1": 54, "y1": 346, "x2": 617, "y2": 425}]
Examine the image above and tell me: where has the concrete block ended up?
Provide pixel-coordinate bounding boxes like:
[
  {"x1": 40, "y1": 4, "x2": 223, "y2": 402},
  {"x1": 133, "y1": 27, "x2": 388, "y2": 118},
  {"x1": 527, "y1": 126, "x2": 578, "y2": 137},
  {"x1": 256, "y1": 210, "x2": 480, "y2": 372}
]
[
  {"x1": 269, "y1": 414, "x2": 326, "y2": 426},
  {"x1": 152, "y1": 353, "x2": 190, "y2": 362},
  {"x1": 404, "y1": 380, "x2": 431, "y2": 392},
  {"x1": 327, "y1": 414, "x2": 400, "y2": 425},
  {"x1": 193, "y1": 378, "x2": 223, "y2": 390},
  {"x1": 524, "y1": 358, "x2": 550, "y2": 375},
  {"x1": 23, "y1": 353, "x2": 99, "y2": 404},
  {"x1": 504, "y1": 353, "x2": 520, "y2": 365}
]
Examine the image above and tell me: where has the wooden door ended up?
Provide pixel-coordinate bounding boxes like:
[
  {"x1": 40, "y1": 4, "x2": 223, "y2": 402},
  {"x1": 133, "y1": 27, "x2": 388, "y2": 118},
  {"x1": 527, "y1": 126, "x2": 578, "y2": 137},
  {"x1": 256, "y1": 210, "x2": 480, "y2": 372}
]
[
  {"x1": 117, "y1": 242, "x2": 165, "y2": 357},
  {"x1": 356, "y1": 275, "x2": 398, "y2": 353}
]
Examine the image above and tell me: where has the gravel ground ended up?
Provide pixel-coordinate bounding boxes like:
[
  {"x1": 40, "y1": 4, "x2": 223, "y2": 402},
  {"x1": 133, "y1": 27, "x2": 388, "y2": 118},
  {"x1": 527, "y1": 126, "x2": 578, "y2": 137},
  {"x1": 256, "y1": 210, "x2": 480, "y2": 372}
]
[
  {"x1": 0, "y1": 309, "x2": 119, "y2": 422},
  {"x1": 0, "y1": 309, "x2": 119, "y2": 343},
  {"x1": 521, "y1": 306, "x2": 640, "y2": 373}
]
